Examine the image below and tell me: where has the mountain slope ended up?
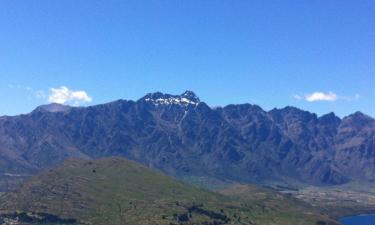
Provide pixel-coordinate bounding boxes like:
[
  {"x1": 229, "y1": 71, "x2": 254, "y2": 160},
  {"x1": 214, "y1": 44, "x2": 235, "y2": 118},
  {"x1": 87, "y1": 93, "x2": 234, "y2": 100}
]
[
  {"x1": 0, "y1": 157, "x2": 338, "y2": 225},
  {"x1": 0, "y1": 91, "x2": 374, "y2": 190}
]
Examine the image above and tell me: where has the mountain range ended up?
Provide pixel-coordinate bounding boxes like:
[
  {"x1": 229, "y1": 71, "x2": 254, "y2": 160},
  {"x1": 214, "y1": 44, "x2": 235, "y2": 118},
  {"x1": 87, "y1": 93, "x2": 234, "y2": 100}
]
[{"x1": 0, "y1": 90, "x2": 374, "y2": 191}]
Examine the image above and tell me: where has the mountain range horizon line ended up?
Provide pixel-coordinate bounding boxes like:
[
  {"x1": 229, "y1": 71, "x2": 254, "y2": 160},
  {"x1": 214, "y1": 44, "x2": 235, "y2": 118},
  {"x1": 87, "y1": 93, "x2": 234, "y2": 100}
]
[{"x1": 6, "y1": 90, "x2": 372, "y2": 120}]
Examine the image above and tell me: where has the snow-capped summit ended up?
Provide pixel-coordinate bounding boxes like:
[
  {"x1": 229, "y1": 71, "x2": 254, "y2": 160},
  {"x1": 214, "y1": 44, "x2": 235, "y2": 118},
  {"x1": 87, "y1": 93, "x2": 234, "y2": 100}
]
[
  {"x1": 140, "y1": 91, "x2": 200, "y2": 106},
  {"x1": 181, "y1": 90, "x2": 200, "y2": 103}
]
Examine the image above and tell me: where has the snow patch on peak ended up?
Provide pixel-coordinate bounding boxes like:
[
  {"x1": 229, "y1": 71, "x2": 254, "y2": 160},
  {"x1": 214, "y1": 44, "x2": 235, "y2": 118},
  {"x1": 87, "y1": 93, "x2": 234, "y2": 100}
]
[
  {"x1": 142, "y1": 91, "x2": 200, "y2": 106},
  {"x1": 144, "y1": 96, "x2": 199, "y2": 106}
]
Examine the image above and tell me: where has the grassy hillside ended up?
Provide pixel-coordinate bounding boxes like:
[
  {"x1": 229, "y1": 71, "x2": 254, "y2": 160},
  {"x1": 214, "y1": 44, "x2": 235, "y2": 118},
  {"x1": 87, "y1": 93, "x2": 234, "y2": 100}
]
[{"x1": 0, "y1": 157, "x2": 338, "y2": 225}]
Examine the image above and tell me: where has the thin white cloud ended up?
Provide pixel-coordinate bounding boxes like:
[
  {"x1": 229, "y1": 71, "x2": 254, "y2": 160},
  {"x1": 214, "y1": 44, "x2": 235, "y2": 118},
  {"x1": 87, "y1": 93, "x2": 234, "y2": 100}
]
[
  {"x1": 293, "y1": 91, "x2": 360, "y2": 102},
  {"x1": 48, "y1": 86, "x2": 92, "y2": 105},
  {"x1": 305, "y1": 91, "x2": 337, "y2": 102},
  {"x1": 8, "y1": 84, "x2": 32, "y2": 91},
  {"x1": 292, "y1": 94, "x2": 303, "y2": 100},
  {"x1": 340, "y1": 93, "x2": 361, "y2": 101}
]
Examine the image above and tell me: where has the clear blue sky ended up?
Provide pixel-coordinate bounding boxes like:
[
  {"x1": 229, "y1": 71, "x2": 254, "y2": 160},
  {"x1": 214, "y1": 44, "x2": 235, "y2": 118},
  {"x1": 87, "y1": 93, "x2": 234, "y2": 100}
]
[{"x1": 0, "y1": 0, "x2": 374, "y2": 117}]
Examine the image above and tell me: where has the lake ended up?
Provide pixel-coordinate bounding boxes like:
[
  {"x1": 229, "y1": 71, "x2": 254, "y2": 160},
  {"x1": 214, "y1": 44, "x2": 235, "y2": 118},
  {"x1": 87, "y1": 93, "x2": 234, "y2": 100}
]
[{"x1": 340, "y1": 215, "x2": 375, "y2": 225}]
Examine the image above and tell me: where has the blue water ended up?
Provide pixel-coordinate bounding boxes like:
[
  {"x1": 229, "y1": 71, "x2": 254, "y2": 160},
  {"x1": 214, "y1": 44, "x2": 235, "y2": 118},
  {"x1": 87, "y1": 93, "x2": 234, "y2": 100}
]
[{"x1": 340, "y1": 215, "x2": 375, "y2": 225}]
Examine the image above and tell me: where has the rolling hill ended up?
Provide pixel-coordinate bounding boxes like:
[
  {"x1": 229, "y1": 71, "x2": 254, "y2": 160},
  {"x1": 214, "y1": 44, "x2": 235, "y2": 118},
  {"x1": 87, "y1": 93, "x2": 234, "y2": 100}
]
[{"x1": 0, "y1": 157, "x2": 338, "y2": 225}]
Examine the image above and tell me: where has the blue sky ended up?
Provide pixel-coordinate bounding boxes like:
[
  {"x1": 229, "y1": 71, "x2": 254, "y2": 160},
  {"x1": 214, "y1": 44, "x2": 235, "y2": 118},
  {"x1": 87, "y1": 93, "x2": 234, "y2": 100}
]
[{"x1": 0, "y1": 0, "x2": 374, "y2": 117}]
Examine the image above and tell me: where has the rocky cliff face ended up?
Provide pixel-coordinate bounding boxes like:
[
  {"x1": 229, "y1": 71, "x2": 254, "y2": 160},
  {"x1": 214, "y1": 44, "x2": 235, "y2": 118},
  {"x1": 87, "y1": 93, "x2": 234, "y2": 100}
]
[{"x1": 0, "y1": 91, "x2": 374, "y2": 189}]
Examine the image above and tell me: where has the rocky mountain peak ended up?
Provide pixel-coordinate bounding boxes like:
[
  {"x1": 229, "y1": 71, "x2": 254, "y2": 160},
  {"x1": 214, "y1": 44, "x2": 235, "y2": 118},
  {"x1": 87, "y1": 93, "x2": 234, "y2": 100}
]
[
  {"x1": 341, "y1": 111, "x2": 375, "y2": 129},
  {"x1": 181, "y1": 90, "x2": 200, "y2": 102},
  {"x1": 318, "y1": 112, "x2": 341, "y2": 124},
  {"x1": 140, "y1": 91, "x2": 200, "y2": 106},
  {"x1": 349, "y1": 111, "x2": 373, "y2": 120},
  {"x1": 343, "y1": 111, "x2": 374, "y2": 123}
]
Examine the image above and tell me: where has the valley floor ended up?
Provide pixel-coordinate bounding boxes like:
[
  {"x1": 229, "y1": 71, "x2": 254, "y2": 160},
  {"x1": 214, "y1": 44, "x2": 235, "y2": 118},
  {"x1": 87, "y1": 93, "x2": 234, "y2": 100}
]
[{"x1": 272, "y1": 182, "x2": 375, "y2": 219}]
